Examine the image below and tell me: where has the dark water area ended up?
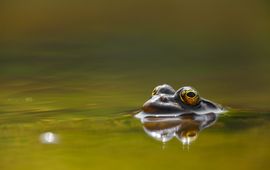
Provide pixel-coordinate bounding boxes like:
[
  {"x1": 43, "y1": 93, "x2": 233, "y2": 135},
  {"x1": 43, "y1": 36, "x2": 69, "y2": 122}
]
[{"x1": 1, "y1": 0, "x2": 270, "y2": 169}]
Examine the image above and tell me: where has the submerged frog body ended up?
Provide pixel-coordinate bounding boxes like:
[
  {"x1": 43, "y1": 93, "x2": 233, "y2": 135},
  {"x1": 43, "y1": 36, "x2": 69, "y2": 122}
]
[{"x1": 141, "y1": 85, "x2": 224, "y2": 115}]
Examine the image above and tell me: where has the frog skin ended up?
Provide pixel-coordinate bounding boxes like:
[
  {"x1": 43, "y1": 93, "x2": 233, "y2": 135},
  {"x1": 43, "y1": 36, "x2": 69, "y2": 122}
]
[
  {"x1": 151, "y1": 84, "x2": 175, "y2": 96},
  {"x1": 141, "y1": 85, "x2": 224, "y2": 115}
]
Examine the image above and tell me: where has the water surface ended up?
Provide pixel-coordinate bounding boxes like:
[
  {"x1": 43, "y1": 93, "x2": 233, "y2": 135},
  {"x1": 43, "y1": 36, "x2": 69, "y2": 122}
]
[
  {"x1": 0, "y1": 82, "x2": 269, "y2": 170},
  {"x1": 1, "y1": 0, "x2": 270, "y2": 169}
]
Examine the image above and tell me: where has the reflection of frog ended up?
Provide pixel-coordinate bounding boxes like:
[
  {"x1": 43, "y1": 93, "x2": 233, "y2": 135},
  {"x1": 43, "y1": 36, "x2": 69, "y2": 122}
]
[
  {"x1": 140, "y1": 113, "x2": 217, "y2": 145},
  {"x1": 142, "y1": 84, "x2": 224, "y2": 115}
]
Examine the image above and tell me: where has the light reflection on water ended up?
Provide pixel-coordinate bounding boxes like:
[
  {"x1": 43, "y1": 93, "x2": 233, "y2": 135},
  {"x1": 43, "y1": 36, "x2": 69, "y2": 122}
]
[
  {"x1": 136, "y1": 112, "x2": 218, "y2": 145},
  {"x1": 40, "y1": 132, "x2": 59, "y2": 144}
]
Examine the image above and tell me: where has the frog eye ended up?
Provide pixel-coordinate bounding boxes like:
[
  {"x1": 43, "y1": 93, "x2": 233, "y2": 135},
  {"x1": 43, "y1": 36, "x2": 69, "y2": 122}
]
[
  {"x1": 180, "y1": 87, "x2": 200, "y2": 105},
  {"x1": 152, "y1": 88, "x2": 158, "y2": 96}
]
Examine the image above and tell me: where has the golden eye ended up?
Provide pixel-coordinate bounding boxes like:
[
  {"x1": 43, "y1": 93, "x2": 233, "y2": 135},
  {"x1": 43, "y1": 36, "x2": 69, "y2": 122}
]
[
  {"x1": 180, "y1": 87, "x2": 200, "y2": 105},
  {"x1": 152, "y1": 88, "x2": 158, "y2": 96}
]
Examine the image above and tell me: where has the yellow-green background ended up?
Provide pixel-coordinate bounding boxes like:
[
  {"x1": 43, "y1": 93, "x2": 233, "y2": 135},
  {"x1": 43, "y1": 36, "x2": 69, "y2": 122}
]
[{"x1": 0, "y1": 0, "x2": 270, "y2": 169}]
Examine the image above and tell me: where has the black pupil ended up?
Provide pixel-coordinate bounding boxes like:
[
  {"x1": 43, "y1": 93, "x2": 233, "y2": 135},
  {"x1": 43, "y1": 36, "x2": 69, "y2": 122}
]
[{"x1": 187, "y1": 92, "x2": 196, "y2": 97}]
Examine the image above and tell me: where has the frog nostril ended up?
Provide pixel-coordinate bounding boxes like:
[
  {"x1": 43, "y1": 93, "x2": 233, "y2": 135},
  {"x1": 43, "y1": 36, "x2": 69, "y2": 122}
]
[{"x1": 187, "y1": 92, "x2": 196, "y2": 98}]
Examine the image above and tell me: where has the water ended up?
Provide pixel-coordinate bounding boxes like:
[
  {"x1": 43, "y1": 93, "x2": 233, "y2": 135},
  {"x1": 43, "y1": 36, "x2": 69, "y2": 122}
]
[
  {"x1": 0, "y1": 80, "x2": 269, "y2": 170},
  {"x1": 1, "y1": 0, "x2": 270, "y2": 169}
]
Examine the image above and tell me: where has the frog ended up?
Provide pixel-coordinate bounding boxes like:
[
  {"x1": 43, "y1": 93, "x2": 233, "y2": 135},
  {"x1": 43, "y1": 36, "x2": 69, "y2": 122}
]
[{"x1": 141, "y1": 85, "x2": 224, "y2": 116}]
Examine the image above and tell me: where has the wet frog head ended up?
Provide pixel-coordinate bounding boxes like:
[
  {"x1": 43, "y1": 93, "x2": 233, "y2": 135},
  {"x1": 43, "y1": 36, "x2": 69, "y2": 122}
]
[
  {"x1": 151, "y1": 84, "x2": 175, "y2": 96},
  {"x1": 141, "y1": 84, "x2": 224, "y2": 115},
  {"x1": 173, "y1": 86, "x2": 222, "y2": 112}
]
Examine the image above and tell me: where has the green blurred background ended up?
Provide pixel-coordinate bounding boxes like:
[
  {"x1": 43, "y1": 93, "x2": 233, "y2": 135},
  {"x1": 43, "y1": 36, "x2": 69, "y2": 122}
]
[
  {"x1": 0, "y1": 1, "x2": 270, "y2": 170},
  {"x1": 1, "y1": 0, "x2": 270, "y2": 111}
]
